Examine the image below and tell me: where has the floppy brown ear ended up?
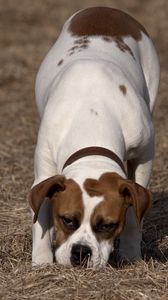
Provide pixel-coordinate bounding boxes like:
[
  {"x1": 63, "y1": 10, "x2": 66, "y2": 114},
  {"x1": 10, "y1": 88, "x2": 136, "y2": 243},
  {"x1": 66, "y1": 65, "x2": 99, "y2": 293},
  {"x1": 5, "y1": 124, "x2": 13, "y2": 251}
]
[
  {"x1": 119, "y1": 180, "x2": 152, "y2": 223},
  {"x1": 29, "y1": 175, "x2": 65, "y2": 223},
  {"x1": 84, "y1": 178, "x2": 103, "y2": 197}
]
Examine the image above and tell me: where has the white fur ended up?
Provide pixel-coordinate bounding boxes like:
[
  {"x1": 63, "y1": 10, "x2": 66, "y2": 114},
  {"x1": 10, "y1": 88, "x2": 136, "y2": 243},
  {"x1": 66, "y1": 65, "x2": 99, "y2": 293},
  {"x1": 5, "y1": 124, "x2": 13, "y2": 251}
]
[{"x1": 32, "y1": 9, "x2": 160, "y2": 266}]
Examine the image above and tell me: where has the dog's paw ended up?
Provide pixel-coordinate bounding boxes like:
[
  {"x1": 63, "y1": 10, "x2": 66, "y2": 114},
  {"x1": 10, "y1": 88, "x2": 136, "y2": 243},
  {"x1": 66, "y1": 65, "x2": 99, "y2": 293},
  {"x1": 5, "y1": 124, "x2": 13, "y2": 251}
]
[{"x1": 32, "y1": 252, "x2": 53, "y2": 266}]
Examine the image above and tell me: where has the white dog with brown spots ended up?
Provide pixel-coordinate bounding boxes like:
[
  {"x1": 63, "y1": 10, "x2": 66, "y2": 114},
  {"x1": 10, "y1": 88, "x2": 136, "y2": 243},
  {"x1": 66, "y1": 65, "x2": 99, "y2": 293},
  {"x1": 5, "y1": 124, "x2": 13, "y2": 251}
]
[{"x1": 29, "y1": 7, "x2": 160, "y2": 267}]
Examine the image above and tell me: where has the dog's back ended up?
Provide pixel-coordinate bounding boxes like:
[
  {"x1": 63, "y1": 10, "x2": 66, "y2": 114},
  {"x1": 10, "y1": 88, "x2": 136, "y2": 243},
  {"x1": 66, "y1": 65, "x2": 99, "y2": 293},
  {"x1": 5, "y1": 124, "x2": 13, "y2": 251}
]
[{"x1": 35, "y1": 7, "x2": 159, "y2": 117}]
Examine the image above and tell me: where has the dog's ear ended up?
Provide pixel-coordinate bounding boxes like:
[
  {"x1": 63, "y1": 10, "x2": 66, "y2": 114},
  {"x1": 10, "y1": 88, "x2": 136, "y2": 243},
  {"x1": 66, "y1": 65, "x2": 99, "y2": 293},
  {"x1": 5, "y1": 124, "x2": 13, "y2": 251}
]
[
  {"x1": 119, "y1": 180, "x2": 152, "y2": 223},
  {"x1": 84, "y1": 178, "x2": 103, "y2": 197},
  {"x1": 29, "y1": 175, "x2": 65, "y2": 223}
]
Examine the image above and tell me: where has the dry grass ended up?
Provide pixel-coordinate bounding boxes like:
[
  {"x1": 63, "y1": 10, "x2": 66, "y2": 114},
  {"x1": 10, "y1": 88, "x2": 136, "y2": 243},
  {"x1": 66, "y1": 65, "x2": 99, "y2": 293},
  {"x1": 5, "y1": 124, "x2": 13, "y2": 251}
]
[{"x1": 0, "y1": 0, "x2": 168, "y2": 299}]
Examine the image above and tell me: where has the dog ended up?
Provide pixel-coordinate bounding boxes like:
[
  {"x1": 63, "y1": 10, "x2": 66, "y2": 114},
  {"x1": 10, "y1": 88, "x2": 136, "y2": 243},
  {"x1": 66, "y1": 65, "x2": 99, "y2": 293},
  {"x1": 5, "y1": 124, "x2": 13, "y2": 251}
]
[{"x1": 29, "y1": 7, "x2": 160, "y2": 267}]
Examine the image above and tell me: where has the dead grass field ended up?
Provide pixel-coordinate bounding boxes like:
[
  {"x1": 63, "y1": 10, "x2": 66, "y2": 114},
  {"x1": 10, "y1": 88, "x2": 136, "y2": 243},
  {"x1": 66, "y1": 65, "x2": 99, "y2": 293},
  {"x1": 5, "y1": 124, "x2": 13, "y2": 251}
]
[{"x1": 0, "y1": 0, "x2": 168, "y2": 299}]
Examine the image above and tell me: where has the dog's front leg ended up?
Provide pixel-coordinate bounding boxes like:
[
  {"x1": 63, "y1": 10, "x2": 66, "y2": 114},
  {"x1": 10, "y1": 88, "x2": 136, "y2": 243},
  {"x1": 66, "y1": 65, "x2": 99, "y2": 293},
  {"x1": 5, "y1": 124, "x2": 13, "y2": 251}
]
[
  {"x1": 119, "y1": 154, "x2": 153, "y2": 262},
  {"x1": 31, "y1": 141, "x2": 57, "y2": 265},
  {"x1": 31, "y1": 198, "x2": 54, "y2": 265}
]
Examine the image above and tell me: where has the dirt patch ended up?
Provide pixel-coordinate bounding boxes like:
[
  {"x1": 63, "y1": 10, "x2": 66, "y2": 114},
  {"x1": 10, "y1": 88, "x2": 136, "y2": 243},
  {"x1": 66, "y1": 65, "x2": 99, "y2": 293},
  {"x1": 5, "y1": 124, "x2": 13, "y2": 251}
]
[{"x1": 0, "y1": 0, "x2": 168, "y2": 299}]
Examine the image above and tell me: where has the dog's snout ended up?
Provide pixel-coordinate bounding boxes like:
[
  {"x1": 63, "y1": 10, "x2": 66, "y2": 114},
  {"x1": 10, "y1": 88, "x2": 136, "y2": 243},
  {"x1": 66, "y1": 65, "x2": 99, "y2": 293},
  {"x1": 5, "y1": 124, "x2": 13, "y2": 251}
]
[{"x1": 71, "y1": 243, "x2": 92, "y2": 266}]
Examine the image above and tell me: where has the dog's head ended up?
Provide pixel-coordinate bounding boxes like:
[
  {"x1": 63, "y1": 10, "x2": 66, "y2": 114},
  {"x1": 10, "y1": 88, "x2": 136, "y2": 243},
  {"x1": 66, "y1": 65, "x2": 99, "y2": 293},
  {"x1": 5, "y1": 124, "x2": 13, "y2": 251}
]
[{"x1": 29, "y1": 172, "x2": 151, "y2": 267}]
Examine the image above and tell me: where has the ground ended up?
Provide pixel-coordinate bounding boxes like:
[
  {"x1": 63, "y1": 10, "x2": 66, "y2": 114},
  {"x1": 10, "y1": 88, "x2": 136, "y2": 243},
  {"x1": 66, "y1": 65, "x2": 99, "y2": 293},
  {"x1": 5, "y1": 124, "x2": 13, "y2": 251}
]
[{"x1": 0, "y1": 0, "x2": 168, "y2": 299}]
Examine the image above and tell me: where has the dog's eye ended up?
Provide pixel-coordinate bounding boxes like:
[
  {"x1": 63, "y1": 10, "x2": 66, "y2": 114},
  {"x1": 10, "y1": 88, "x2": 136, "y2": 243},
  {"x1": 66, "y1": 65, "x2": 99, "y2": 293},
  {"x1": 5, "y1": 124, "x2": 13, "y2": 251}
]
[
  {"x1": 100, "y1": 223, "x2": 116, "y2": 231},
  {"x1": 60, "y1": 216, "x2": 79, "y2": 231},
  {"x1": 94, "y1": 221, "x2": 117, "y2": 233}
]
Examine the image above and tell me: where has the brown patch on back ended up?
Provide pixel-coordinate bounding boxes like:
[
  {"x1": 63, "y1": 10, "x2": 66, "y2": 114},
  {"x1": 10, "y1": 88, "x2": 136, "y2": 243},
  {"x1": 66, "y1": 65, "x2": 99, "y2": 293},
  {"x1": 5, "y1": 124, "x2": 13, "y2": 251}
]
[
  {"x1": 52, "y1": 179, "x2": 84, "y2": 247},
  {"x1": 119, "y1": 84, "x2": 127, "y2": 95},
  {"x1": 69, "y1": 7, "x2": 148, "y2": 40}
]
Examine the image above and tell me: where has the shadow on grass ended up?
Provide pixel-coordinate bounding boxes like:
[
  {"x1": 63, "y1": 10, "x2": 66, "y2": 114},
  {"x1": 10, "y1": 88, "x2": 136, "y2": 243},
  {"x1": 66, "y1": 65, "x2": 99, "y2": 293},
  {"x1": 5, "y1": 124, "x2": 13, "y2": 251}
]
[{"x1": 142, "y1": 191, "x2": 168, "y2": 262}]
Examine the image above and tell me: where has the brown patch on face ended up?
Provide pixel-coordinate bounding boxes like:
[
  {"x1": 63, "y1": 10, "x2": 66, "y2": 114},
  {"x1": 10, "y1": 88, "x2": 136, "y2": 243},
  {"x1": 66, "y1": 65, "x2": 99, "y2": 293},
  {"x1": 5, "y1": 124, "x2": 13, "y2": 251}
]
[
  {"x1": 69, "y1": 7, "x2": 148, "y2": 40},
  {"x1": 57, "y1": 59, "x2": 64, "y2": 66},
  {"x1": 119, "y1": 84, "x2": 127, "y2": 95},
  {"x1": 84, "y1": 172, "x2": 151, "y2": 241},
  {"x1": 84, "y1": 174, "x2": 128, "y2": 241},
  {"x1": 52, "y1": 179, "x2": 84, "y2": 248}
]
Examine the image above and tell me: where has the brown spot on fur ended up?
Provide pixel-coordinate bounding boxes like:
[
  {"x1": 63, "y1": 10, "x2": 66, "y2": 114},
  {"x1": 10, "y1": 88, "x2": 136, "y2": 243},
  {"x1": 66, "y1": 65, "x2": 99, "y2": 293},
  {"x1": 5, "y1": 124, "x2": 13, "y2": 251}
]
[
  {"x1": 103, "y1": 35, "x2": 135, "y2": 58},
  {"x1": 68, "y1": 39, "x2": 90, "y2": 56},
  {"x1": 57, "y1": 59, "x2": 64, "y2": 66},
  {"x1": 74, "y1": 37, "x2": 90, "y2": 45},
  {"x1": 90, "y1": 108, "x2": 98, "y2": 116},
  {"x1": 52, "y1": 179, "x2": 84, "y2": 247},
  {"x1": 102, "y1": 36, "x2": 112, "y2": 42},
  {"x1": 119, "y1": 84, "x2": 127, "y2": 95},
  {"x1": 114, "y1": 37, "x2": 135, "y2": 59},
  {"x1": 68, "y1": 46, "x2": 78, "y2": 52},
  {"x1": 69, "y1": 7, "x2": 148, "y2": 40},
  {"x1": 69, "y1": 51, "x2": 74, "y2": 56},
  {"x1": 79, "y1": 44, "x2": 89, "y2": 49}
]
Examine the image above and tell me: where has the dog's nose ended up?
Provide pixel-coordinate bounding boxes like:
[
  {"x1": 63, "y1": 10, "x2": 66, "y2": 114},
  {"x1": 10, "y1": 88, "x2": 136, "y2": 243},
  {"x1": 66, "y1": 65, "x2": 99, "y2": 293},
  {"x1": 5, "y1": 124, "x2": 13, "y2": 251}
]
[{"x1": 71, "y1": 243, "x2": 92, "y2": 266}]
